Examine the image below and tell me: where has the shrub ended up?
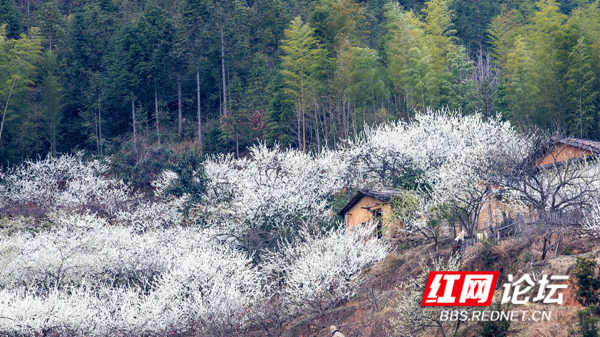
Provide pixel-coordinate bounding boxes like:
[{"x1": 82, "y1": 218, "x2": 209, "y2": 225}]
[
  {"x1": 479, "y1": 239, "x2": 492, "y2": 268},
  {"x1": 578, "y1": 305, "x2": 600, "y2": 337},
  {"x1": 478, "y1": 301, "x2": 510, "y2": 337},
  {"x1": 573, "y1": 257, "x2": 600, "y2": 307},
  {"x1": 109, "y1": 143, "x2": 205, "y2": 194},
  {"x1": 161, "y1": 150, "x2": 207, "y2": 212}
]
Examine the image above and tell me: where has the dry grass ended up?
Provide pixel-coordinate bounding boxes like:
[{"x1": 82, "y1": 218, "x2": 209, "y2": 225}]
[
  {"x1": 522, "y1": 307, "x2": 579, "y2": 337},
  {"x1": 279, "y1": 229, "x2": 600, "y2": 337}
]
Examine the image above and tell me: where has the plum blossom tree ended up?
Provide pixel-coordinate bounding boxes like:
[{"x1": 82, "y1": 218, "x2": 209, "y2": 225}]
[
  {"x1": 496, "y1": 151, "x2": 600, "y2": 218},
  {"x1": 0, "y1": 109, "x2": 544, "y2": 336},
  {"x1": 0, "y1": 226, "x2": 265, "y2": 335},
  {"x1": 343, "y1": 110, "x2": 533, "y2": 187},
  {"x1": 201, "y1": 143, "x2": 351, "y2": 257},
  {"x1": 389, "y1": 252, "x2": 467, "y2": 337},
  {"x1": 264, "y1": 225, "x2": 390, "y2": 315},
  {"x1": 203, "y1": 143, "x2": 347, "y2": 226},
  {"x1": 343, "y1": 110, "x2": 534, "y2": 236},
  {"x1": 0, "y1": 152, "x2": 135, "y2": 213},
  {"x1": 0, "y1": 216, "x2": 388, "y2": 335},
  {"x1": 200, "y1": 111, "x2": 534, "y2": 240},
  {"x1": 154, "y1": 245, "x2": 266, "y2": 334}
]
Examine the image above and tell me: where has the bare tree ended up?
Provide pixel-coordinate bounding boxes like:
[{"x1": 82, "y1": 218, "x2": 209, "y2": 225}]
[
  {"x1": 493, "y1": 138, "x2": 599, "y2": 260},
  {"x1": 389, "y1": 253, "x2": 468, "y2": 337},
  {"x1": 471, "y1": 49, "x2": 498, "y2": 118},
  {"x1": 497, "y1": 143, "x2": 599, "y2": 220}
]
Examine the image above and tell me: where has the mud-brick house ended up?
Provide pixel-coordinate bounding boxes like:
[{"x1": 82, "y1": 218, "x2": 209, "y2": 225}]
[
  {"x1": 338, "y1": 188, "x2": 405, "y2": 238},
  {"x1": 478, "y1": 137, "x2": 600, "y2": 230},
  {"x1": 533, "y1": 138, "x2": 600, "y2": 167}
]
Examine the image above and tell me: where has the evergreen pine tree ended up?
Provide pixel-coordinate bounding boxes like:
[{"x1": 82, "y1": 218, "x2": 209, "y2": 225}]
[
  {"x1": 565, "y1": 37, "x2": 598, "y2": 138},
  {"x1": 0, "y1": 0, "x2": 22, "y2": 39}
]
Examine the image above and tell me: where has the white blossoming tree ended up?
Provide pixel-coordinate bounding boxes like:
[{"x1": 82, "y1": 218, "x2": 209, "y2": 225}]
[
  {"x1": 0, "y1": 152, "x2": 135, "y2": 213},
  {"x1": 0, "y1": 109, "x2": 546, "y2": 336},
  {"x1": 342, "y1": 110, "x2": 534, "y2": 236},
  {"x1": 389, "y1": 253, "x2": 468, "y2": 337},
  {"x1": 264, "y1": 225, "x2": 390, "y2": 315}
]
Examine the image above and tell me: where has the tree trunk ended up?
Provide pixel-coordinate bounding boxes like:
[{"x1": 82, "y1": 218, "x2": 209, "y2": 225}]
[
  {"x1": 301, "y1": 67, "x2": 305, "y2": 153},
  {"x1": 220, "y1": 27, "x2": 227, "y2": 117},
  {"x1": 51, "y1": 96, "x2": 56, "y2": 157},
  {"x1": 302, "y1": 107, "x2": 306, "y2": 153},
  {"x1": 155, "y1": 87, "x2": 160, "y2": 146},
  {"x1": 196, "y1": 65, "x2": 203, "y2": 150},
  {"x1": 315, "y1": 100, "x2": 320, "y2": 153},
  {"x1": 95, "y1": 99, "x2": 99, "y2": 154},
  {"x1": 0, "y1": 72, "x2": 19, "y2": 141},
  {"x1": 177, "y1": 72, "x2": 183, "y2": 140},
  {"x1": 132, "y1": 97, "x2": 138, "y2": 156},
  {"x1": 236, "y1": 128, "x2": 239, "y2": 158},
  {"x1": 297, "y1": 106, "x2": 301, "y2": 150},
  {"x1": 98, "y1": 92, "x2": 103, "y2": 156}
]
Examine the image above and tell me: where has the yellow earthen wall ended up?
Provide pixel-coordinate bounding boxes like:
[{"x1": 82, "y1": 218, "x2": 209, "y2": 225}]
[
  {"x1": 345, "y1": 196, "x2": 399, "y2": 237},
  {"x1": 536, "y1": 145, "x2": 593, "y2": 166},
  {"x1": 478, "y1": 196, "x2": 530, "y2": 230}
]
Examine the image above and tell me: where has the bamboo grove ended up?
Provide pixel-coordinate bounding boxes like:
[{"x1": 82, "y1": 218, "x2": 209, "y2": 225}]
[{"x1": 1, "y1": 0, "x2": 600, "y2": 163}]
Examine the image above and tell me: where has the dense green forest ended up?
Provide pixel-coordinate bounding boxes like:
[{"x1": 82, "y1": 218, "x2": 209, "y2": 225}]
[{"x1": 0, "y1": 0, "x2": 597, "y2": 164}]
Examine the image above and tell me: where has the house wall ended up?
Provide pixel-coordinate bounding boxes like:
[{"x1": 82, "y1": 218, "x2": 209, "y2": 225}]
[
  {"x1": 535, "y1": 144, "x2": 593, "y2": 166},
  {"x1": 478, "y1": 196, "x2": 530, "y2": 231},
  {"x1": 478, "y1": 197, "x2": 509, "y2": 229},
  {"x1": 345, "y1": 196, "x2": 399, "y2": 237}
]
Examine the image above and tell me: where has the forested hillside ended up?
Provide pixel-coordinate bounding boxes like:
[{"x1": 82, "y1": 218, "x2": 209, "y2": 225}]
[{"x1": 0, "y1": 0, "x2": 597, "y2": 163}]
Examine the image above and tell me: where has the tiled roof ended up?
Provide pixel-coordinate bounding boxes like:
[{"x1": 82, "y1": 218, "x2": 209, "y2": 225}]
[
  {"x1": 532, "y1": 137, "x2": 600, "y2": 168},
  {"x1": 557, "y1": 138, "x2": 600, "y2": 154},
  {"x1": 338, "y1": 188, "x2": 405, "y2": 215}
]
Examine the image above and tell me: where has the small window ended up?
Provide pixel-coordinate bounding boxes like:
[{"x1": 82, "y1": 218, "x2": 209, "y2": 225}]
[{"x1": 372, "y1": 209, "x2": 383, "y2": 239}]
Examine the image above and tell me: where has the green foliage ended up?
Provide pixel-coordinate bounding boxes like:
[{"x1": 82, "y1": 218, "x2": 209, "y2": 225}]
[
  {"x1": 384, "y1": 0, "x2": 476, "y2": 116},
  {"x1": 311, "y1": 0, "x2": 368, "y2": 52},
  {"x1": 37, "y1": 0, "x2": 64, "y2": 52},
  {"x1": 335, "y1": 39, "x2": 388, "y2": 124},
  {"x1": 451, "y1": 0, "x2": 500, "y2": 48},
  {"x1": 279, "y1": 16, "x2": 328, "y2": 151},
  {"x1": 106, "y1": 23, "x2": 142, "y2": 100},
  {"x1": 425, "y1": 203, "x2": 459, "y2": 247},
  {"x1": 502, "y1": 35, "x2": 539, "y2": 126},
  {"x1": 110, "y1": 144, "x2": 195, "y2": 189},
  {"x1": 478, "y1": 301, "x2": 511, "y2": 337},
  {"x1": 264, "y1": 72, "x2": 294, "y2": 147},
  {"x1": 425, "y1": 205, "x2": 444, "y2": 246},
  {"x1": 0, "y1": 26, "x2": 43, "y2": 160},
  {"x1": 3, "y1": 0, "x2": 600, "y2": 163},
  {"x1": 388, "y1": 192, "x2": 421, "y2": 225},
  {"x1": 162, "y1": 150, "x2": 207, "y2": 213},
  {"x1": 40, "y1": 52, "x2": 63, "y2": 157},
  {"x1": 247, "y1": 54, "x2": 271, "y2": 111},
  {"x1": 328, "y1": 188, "x2": 354, "y2": 223},
  {"x1": 573, "y1": 257, "x2": 600, "y2": 307},
  {"x1": 249, "y1": 0, "x2": 289, "y2": 54},
  {"x1": 389, "y1": 168, "x2": 430, "y2": 191},
  {"x1": 565, "y1": 36, "x2": 598, "y2": 138},
  {"x1": 479, "y1": 237, "x2": 495, "y2": 269},
  {"x1": 0, "y1": 0, "x2": 21, "y2": 39},
  {"x1": 578, "y1": 305, "x2": 600, "y2": 337},
  {"x1": 489, "y1": 0, "x2": 600, "y2": 136}
]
